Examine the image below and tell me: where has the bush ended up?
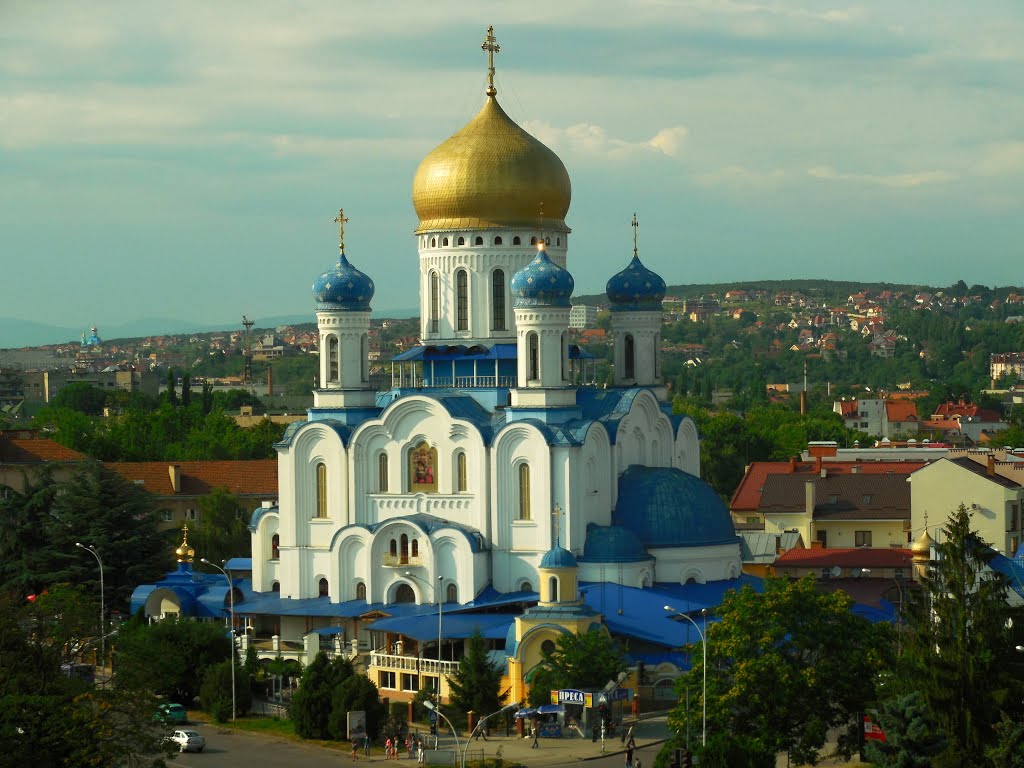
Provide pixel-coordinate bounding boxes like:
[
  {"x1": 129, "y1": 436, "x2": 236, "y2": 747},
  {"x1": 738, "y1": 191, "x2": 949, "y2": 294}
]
[{"x1": 199, "y1": 659, "x2": 252, "y2": 718}]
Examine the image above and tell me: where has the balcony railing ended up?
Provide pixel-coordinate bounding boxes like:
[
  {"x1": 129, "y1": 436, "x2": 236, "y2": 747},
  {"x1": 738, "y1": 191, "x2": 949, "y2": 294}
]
[
  {"x1": 370, "y1": 651, "x2": 460, "y2": 677},
  {"x1": 382, "y1": 553, "x2": 423, "y2": 568}
]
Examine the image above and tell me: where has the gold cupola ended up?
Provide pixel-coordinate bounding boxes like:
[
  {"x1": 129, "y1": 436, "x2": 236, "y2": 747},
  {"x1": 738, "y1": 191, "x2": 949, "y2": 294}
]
[
  {"x1": 175, "y1": 524, "x2": 195, "y2": 564},
  {"x1": 412, "y1": 26, "x2": 571, "y2": 234}
]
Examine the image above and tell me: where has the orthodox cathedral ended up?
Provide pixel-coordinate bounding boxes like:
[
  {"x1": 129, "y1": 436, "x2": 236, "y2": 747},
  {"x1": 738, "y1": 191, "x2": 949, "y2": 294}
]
[{"x1": 135, "y1": 27, "x2": 745, "y2": 705}]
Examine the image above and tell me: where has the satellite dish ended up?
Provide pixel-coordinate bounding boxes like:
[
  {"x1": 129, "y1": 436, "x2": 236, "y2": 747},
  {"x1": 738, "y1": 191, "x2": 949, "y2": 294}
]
[{"x1": 830, "y1": 566, "x2": 842, "y2": 578}]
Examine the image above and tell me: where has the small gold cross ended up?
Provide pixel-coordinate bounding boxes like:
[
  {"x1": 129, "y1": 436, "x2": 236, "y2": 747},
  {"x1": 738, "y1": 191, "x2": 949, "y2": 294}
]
[
  {"x1": 482, "y1": 25, "x2": 500, "y2": 96},
  {"x1": 334, "y1": 208, "x2": 349, "y2": 253},
  {"x1": 632, "y1": 212, "x2": 639, "y2": 258}
]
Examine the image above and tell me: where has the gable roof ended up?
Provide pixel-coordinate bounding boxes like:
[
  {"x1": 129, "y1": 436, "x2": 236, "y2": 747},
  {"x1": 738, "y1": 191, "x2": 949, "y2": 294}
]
[
  {"x1": 774, "y1": 547, "x2": 913, "y2": 569},
  {"x1": 757, "y1": 473, "x2": 910, "y2": 520},
  {"x1": 885, "y1": 401, "x2": 918, "y2": 422},
  {"x1": 0, "y1": 431, "x2": 90, "y2": 463},
  {"x1": 941, "y1": 456, "x2": 1023, "y2": 489},
  {"x1": 105, "y1": 460, "x2": 278, "y2": 496}
]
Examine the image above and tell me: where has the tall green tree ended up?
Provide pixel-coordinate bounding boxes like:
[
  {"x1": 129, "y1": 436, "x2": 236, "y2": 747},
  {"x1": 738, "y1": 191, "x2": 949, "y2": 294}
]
[
  {"x1": 290, "y1": 652, "x2": 353, "y2": 739},
  {"x1": 328, "y1": 672, "x2": 389, "y2": 740},
  {"x1": 192, "y1": 487, "x2": 251, "y2": 564},
  {"x1": 669, "y1": 577, "x2": 885, "y2": 766},
  {"x1": 897, "y1": 505, "x2": 1024, "y2": 767},
  {"x1": 446, "y1": 631, "x2": 503, "y2": 718},
  {"x1": 527, "y1": 628, "x2": 628, "y2": 708},
  {"x1": 864, "y1": 691, "x2": 946, "y2": 768}
]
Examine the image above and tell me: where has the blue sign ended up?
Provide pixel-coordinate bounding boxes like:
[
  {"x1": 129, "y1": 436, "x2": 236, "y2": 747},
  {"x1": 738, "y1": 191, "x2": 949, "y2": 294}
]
[
  {"x1": 608, "y1": 688, "x2": 629, "y2": 702},
  {"x1": 555, "y1": 689, "x2": 592, "y2": 706}
]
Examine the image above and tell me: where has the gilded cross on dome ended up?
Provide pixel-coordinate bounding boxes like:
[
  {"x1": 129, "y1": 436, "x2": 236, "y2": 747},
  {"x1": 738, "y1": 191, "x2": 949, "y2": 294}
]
[
  {"x1": 632, "y1": 212, "x2": 639, "y2": 258},
  {"x1": 482, "y1": 25, "x2": 500, "y2": 96},
  {"x1": 552, "y1": 503, "x2": 563, "y2": 546},
  {"x1": 334, "y1": 208, "x2": 349, "y2": 254}
]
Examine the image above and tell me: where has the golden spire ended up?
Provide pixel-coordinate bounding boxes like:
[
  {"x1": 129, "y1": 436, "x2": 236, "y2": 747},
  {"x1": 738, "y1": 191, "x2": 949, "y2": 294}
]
[
  {"x1": 175, "y1": 524, "x2": 195, "y2": 564},
  {"x1": 552, "y1": 503, "x2": 563, "y2": 547},
  {"x1": 632, "y1": 212, "x2": 639, "y2": 258},
  {"x1": 334, "y1": 208, "x2": 349, "y2": 255},
  {"x1": 481, "y1": 25, "x2": 500, "y2": 97},
  {"x1": 538, "y1": 201, "x2": 545, "y2": 249}
]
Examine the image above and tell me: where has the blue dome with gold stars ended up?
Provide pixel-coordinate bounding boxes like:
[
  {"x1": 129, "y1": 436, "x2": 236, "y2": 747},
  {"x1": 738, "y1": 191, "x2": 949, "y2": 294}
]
[
  {"x1": 606, "y1": 254, "x2": 666, "y2": 312},
  {"x1": 511, "y1": 245, "x2": 574, "y2": 308},
  {"x1": 540, "y1": 545, "x2": 577, "y2": 569},
  {"x1": 313, "y1": 253, "x2": 375, "y2": 311}
]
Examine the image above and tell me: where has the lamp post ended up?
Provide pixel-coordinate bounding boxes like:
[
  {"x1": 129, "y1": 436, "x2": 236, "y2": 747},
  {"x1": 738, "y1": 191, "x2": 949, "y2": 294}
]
[
  {"x1": 423, "y1": 699, "x2": 460, "y2": 760},
  {"x1": 461, "y1": 702, "x2": 520, "y2": 768},
  {"x1": 405, "y1": 571, "x2": 444, "y2": 701},
  {"x1": 201, "y1": 558, "x2": 236, "y2": 721},
  {"x1": 664, "y1": 605, "x2": 707, "y2": 747},
  {"x1": 76, "y1": 543, "x2": 105, "y2": 674}
]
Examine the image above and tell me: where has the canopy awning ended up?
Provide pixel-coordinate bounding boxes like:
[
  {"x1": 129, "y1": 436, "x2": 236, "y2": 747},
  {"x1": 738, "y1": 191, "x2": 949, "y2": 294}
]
[{"x1": 367, "y1": 612, "x2": 516, "y2": 642}]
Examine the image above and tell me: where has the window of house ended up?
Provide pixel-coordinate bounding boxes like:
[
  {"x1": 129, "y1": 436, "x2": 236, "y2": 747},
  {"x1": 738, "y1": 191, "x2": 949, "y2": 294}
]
[
  {"x1": 378, "y1": 453, "x2": 389, "y2": 492},
  {"x1": 541, "y1": 639, "x2": 555, "y2": 655},
  {"x1": 162, "y1": 509, "x2": 172, "y2": 522},
  {"x1": 389, "y1": 539, "x2": 397, "y2": 556},
  {"x1": 319, "y1": 578, "x2": 329, "y2": 597},
  {"x1": 474, "y1": 236, "x2": 483, "y2": 245},
  {"x1": 315, "y1": 462, "x2": 327, "y2": 518},
  {"x1": 430, "y1": 238, "x2": 436, "y2": 248},
  {"x1": 379, "y1": 671, "x2": 396, "y2": 689},
  {"x1": 548, "y1": 575, "x2": 559, "y2": 602},
  {"x1": 402, "y1": 673, "x2": 419, "y2": 691},
  {"x1": 442, "y1": 237, "x2": 449, "y2": 246},
  {"x1": 530, "y1": 236, "x2": 537, "y2": 245},
  {"x1": 271, "y1": 534, "x2": 280, "y2": 560},
  {"x1": 456, "y1": 270, "x2": 468, "y2": 331},
  {"x1": 272, "y1": 581, "x2": 280, "y2": 592},
  {"x1": 518, "y1": 464, "x2": 531, "y2": 520},
  {"x1": 429, "y1": 272, "x2": 439, "y2": 333},
  {"x1": 446, "y1": 583, "x2": 457, "y2": 603},
  {"x1": 456, "y1": 451, "x2": 467, "y2": 492},
  {"x1": 421, "y1": 675, "x2": 438, "y2": 693},
  {"x1": 855, "y1": 530, "x2": 872, "y2": 547},
  {"x1": 492, "y1": 270, "x2": 506, "y2": 331},
  {"x1": 186, "y1": 508, "x2": 198, "y2": 521},
  {"x1": 411, "y1": 539, "x2": 418, "y2": 558},
  {"x1": 457, "y1": 236, "x2": 465, "y2": 246},
  {"x1": 520, "y1": 581, "x2": 533, "y2": 593},
  {"x1": 356, "y1": 582, "x2": 366, "y2": 600}
]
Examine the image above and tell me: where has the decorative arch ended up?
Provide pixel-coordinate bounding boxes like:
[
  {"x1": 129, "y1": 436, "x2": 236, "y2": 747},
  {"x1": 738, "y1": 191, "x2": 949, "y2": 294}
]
[
  {"x1": 408, "y1": 441, "x2": 438, "y2": 493},
  {"x1": 393, "y1": 583, "x2": 416, "y2": 603},
  {"x1": 318, "y1": 577, "x2": 329, "y2": 597}
]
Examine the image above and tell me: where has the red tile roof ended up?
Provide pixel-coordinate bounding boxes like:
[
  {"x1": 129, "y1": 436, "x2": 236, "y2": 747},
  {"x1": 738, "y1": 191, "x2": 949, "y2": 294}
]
[
  {"x1": 0, "y1": 432, "x2": 90, "y2": 463},
  {"x1": 775, "y1": 547, "x2": 912, "y2": 568},
  {"x1": 106, "y1": 460, "x2": 278, "y2": 497},
  {"x1": 836, "y1": 401, "x2": 858, "y2": 417},
  {"x1": 885, "y1": 401, "x2": 918, "y2": 422},
  {"x1": 730, "y1": 460, "x2": 925, "y2": 512},
  {"x1": 933, "y1": 403, "x2": 1002, "y2": 422}
]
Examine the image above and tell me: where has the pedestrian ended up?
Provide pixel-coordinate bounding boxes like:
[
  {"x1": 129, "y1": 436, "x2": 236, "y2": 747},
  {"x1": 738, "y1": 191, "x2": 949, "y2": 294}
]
[
  {"x1": 351, "y1": 739, "x2": 359, "y2": 761},
  {"x1": 406, "y1": 736, "x2": 413, "y2": 759},
  {"x1": 531, "y1": 723, "x2": 539, "y2": 749},
  {"x1": 385, "y1": 737, "x2": 392, "y2": 759},
  {"x1": 626, "y1": 743, "x2": 634, "y2": 768},
  {"x1": 417, "y1": 740, "x2": 425, "y2": 765},
  {"x1": 364, "y1": 735, "x2": 371, "y2": 757}
]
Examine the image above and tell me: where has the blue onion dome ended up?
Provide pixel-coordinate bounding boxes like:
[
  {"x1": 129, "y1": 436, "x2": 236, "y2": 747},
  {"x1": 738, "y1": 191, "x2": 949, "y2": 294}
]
[
  {"x1": 510, "y1": 244, "x2": 574, "y2": 308},
  {"x1": 312, "y1": 252, "x2": 375, "y2": 311},
  {"x1": 606, "y1": 254, "x2": 666, "y2": 312},
  {"x1": 613, "y1": 466, "x2": 737, "y2": 548},
  {"x1": 540, "y1": 545, "x2": 577, "y2": 569}
]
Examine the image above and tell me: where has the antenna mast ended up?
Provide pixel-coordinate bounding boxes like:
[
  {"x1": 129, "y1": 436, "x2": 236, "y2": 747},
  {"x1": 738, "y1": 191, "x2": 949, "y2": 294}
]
[{"x1": 242, "y1": 315, "x2": 255, "y2": 393}]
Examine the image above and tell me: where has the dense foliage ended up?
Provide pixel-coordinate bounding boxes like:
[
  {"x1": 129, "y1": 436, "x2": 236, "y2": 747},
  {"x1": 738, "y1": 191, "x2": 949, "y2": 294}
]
[
  {"x1": 291, "y1": 652, "x2": 388, "y2": 741},
  {"x1": 445, "y1": 631, "x2": 504, "y2": 718},
  {"x1": 526, "y1": 629, "x2": 628, "y2": 708},
  {"x1": 668, "y1": 577, "x2": 885, "y2": 766}
]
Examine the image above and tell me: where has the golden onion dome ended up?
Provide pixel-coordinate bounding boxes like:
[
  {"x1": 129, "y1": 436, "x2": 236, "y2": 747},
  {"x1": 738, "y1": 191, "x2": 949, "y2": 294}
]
[
  {"x1": 175, "y1": 524, "x2": 195, "y2": 564},
  {"x1": 910, "y1": 528, "x2": 934, "y2": 561},
  {"x1": 412, "y1": 94, "x2": 571, "y2": 233}
]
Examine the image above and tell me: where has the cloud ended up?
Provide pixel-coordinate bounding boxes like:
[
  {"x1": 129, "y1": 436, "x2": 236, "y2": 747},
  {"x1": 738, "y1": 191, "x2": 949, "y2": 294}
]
[
  {"x1": 974, "y1": 142, "x2": 1024, "y2": 176},
  {"x1": 695, "y1": 164, "x2": 787, "y2": 188},
  {"x1": 807, "y1": 165, "x2": 957, "y2": 188},
  {"x1": 521, "y1": 120, "x2": 687, "y2": 159}
]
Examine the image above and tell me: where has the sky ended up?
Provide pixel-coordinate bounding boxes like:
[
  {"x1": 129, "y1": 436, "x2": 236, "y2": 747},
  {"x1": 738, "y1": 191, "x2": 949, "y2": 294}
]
[{"x1": 3, "y1": 0, "x2": 1024, "y2": 335}]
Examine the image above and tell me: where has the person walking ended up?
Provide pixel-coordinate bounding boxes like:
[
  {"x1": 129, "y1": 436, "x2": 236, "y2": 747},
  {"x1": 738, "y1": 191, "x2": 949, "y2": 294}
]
[
  {"x1": 531, "y1": 722, "x2": 540, "y2": 749},
  {"x1": 385, "y1": 737, "x2": 392, "y2": 759},
  {"x1": 351, "y1": 739, "x2": 359, "y2": 762},
  {"x1": 625, "y1": 743, "x2": 634, "y2": 768},
  {"x1": 417, "y1": 739, "x2": 425, "y2": 765},
  {"x1": 364, "y1": 735, "x2": 371, "y2": 757}
]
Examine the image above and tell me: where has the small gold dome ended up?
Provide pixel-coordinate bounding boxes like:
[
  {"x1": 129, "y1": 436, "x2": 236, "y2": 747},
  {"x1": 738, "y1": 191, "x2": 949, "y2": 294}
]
[
  {"x1": 910, "y1": 528, "x2": 934, "y2": 561},
  {"x1": 412, "y1": 95, "x2": 571, "y2": 233},
  {"x1": 175, "y1": 524, "x2": 195, "y2": 564}
]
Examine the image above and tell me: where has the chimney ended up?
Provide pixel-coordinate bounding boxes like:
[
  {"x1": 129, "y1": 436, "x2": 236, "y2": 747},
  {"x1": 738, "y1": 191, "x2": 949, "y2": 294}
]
[
  {"x1": 988, "y1": 455, "x2": 996, "y2": 477},
  {"x1": 169, "y1": 464, "x2": 181, "y2": 493},
  {"x1": 789, "y1": 456, "x2": 797, "y2": 473},
  {"x1": 806, "y1": 479, "x2": 815, "y2": 517},
  {"x1": 815, "y1": 455, "x2": 822, "y2": 474}
]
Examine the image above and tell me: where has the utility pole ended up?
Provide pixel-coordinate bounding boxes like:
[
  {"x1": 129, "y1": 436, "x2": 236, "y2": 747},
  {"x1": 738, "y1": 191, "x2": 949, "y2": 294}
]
[{"x1": 242, "y1": 315, "x2": 255, "y2": 394}]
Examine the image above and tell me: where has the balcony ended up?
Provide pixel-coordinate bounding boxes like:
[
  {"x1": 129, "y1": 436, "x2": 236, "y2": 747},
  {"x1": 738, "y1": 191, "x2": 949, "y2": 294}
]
[
  {"x1": 382, "y1": 553, "x2": 423, "y2": 568},
  {"x1": 370, "y1": 651, "x2": 459, "y2": 677}
]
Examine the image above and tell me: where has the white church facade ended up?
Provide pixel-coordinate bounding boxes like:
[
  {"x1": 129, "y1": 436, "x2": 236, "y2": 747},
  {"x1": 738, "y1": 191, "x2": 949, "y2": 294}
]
[{"x1": 137, "y1": 27, "x2": 747, "y2": 706}]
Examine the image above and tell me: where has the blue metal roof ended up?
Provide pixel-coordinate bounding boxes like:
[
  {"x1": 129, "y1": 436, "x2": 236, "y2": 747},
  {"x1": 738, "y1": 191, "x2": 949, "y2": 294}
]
[
  {"x1": 540, "y1": 546, "x2": 578, "y2": 569},
  {"x1": 453, "y1": 586, "x2": 538, "y2": 609},
  {"x1": 606, "y1": 254, "x2": 666, "y2": 312},
  {"x1": 614, "y1": 466, "x2": 739, "y2": 548},
  {"x1": 224, "y1": 557, "x2": 252, "y2": 572},
  {"x1": 368, "y1": 612, "x2": 517, "y2": 641},
  {"x1": 392, "y1": 343, "x2": 518, "y2": 362},
  {"x1": 312, "y1": 251, "x2": 375, "y2": 312},
  {"x1": 511, "y1": 246, "x2": 574, "y2": 308},
  {"x1": 275, "y1": 418, "x2": 354, "y2": 449},
  {"x1": 579, "y1": 523, "x2": 650, "y2": 563},
  {"x1": 987, "y1": 549, "x2": 1024, "y2": 599},
  {"x1": 338, "y1": 513, "x2": 486, "y2": 553},
  {"x1": 248, "y1": 505, "x2": 277, "y2": 533}
]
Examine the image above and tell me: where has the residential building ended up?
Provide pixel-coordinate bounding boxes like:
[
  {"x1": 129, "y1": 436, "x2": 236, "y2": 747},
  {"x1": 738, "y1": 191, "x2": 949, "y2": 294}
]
[
  {"x1": 568, "y1": 304, "x2": 599, "y2": 329},
  {"x1": 0, "y1": 430, "x2": 93, "y2": 492}
]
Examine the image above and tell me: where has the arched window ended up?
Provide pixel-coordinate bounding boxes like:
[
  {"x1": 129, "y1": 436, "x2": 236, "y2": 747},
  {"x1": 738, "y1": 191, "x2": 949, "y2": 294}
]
[
  {"x1": 400, "y1": 534, "x2": 409, "y2": 564},
  {"x1": 560, "y1": 332, "x2": 567, "y2": 380},
  {"x1": 377, "y1": 453, "x2": 389, "y2": 492},
  {"x1": 494, "y1": 236, "x2": 502, "y2": 245},
  {"x1": 389, "y1": 539, "x2": 398, "y2": 556},
  {"x1": 446, "y1": 583, "x2": 458, "y2": 603},
  {"x1": 527, "y1": 332, "x2": 539, "y2": 381},
  {"x1": 356, "y1": 582, "x2": 366, "y2": 600},
  {"x1": 474, "y1": 236, "x2": 483, "y2": 245},
  {"x1": 518, "y1": 464, "x2": 531, "y2": 520},
  {"x1": 442, "y1": 237, "x2": 449, "y2": 246},
  {"x1": 394, "y1": 583, "x2": 415, "y2": 603},
  {"x1": 530, "y1": 236, "x2": 537, "y2": 245},
  {"x1": 492, "y1": 269, "x2": 506, "y2": 331},
  {"x1": 456, "y1": 451, "x2": 467, "y2": 492},
  {"x1": 455, "y1": 270, "x2": 468, "y2": 331},
  {"x1": 457, "y1": 236, "x2": 465, "y2": 246},
  {"x1": 319, "y1": 578, "x2": 329, "y2": 597},
  {"x1": 327, "y1": 336, "x2": 339, "y2": 382},
  {"x1": 429, "y1": 272, "x2": 439, "y2": 333},
  {"x1": 541, "y1": 638, "x2": 555, "y2": 655},
  {"x1": 315, "y1": 462, "x2": 327, "y2": 518},
  {"x1": 272, "y1": 581, "x2": 280, "y2": 592},
  {"x1": 624, "y1": 334, "x2": 635, "y2": 380},
  {"x1": 545, "y1": 237, "x2": 550, "y2": 245},
  {"x1": 361, "y1": 333, "x2": 369, "y2": 383},
  {"x1": 548, "y1": 576, "x2": 559, "y2": 602},
  {"x1": 557, "y1": 237, "x2": 561, "y2": 246},
  {"x1": 430, "y1": 237, "x2": 436, "y2": 247},
  {"x1": 513, "y1": 236, "x2": 521, "y2": 245},
  {"x1": 271, "y1": 534, "x2": 280, "y2": 560},
  {"x1": 520, "y1": 581, "x2": 533, "y2": 593},
  {"x1": 411, "y1": 539, "x2": 419, "y2": 558}
]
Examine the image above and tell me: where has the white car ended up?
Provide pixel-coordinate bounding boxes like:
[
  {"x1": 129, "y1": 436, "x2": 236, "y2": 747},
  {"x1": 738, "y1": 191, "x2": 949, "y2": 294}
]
[{"x1": 169, "y1": 729, "x2": 206, "y2": 753}]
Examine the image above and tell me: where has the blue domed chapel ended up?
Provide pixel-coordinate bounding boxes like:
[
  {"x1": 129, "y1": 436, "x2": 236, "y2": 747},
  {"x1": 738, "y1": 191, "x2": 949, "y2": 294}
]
[{"x1": 173, "y1": 26, "x2": 749, "y2": 707}]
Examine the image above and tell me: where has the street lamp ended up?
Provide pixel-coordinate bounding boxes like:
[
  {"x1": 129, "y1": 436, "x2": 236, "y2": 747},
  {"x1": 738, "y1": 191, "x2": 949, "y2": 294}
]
[
  {"x1": 423, "y1": 699, "x2": 460, "y2": 760},
  {"x1": 75, "y1": 543, "x2": 105, "y2": 674},
  {"x1": 405, "y1": 571, "x2": 444, "y2": 701},
  {"x1": 462, "y1": 702, "x2": 521, "y2": 768},
  {"x1": 201, "y1": 558, "x2": 236, "y2": 722},
  {"x1": 665, "y1": 605, "x2": 707, "y2": 747}
]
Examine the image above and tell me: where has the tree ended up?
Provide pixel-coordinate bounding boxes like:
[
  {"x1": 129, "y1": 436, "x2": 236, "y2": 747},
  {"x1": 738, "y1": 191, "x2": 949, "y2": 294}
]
[
  {"x1": 328, "y1": 672, "x2": 389, "y2": 740},
  {"x1": 192, "y1": 487, "x2": 250, "y2": 565},
  {"x1": 897, "y1": 505, "x2": 1024, "y2": 767},
  {"x1": 200, "y1": 658, "x2": 253, "y2": 721},
  {"x1": 527, "y1": 628, "x2": 628, "y2": 708},
  {"x1": 116, "y1": 617, "x2": 233, "y2": 705},
  {"x1": 291, "y1": 652, "x2": 353, "y2": 739},
  {"x1": 668, "y1": 577, "x2": 885, "y2": 766},
  {"x1": 863, "y1": 691, "x2": 946, "y2": 768},
  {"x1": 987, "y1": 715, "x2": 1024, "y2": 768},
  {"x1": 446, "y1": 631, "x2": 503, "y2": 718}
]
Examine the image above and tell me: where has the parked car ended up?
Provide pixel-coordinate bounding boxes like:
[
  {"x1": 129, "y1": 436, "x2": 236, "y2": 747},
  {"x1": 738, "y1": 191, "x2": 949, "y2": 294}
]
[
  {"x1": 168, "y1": 730, "x2": 206, "y2": 753},
  {"x1": 155, "y1": 703, "x2": 188, "y2": 724}
]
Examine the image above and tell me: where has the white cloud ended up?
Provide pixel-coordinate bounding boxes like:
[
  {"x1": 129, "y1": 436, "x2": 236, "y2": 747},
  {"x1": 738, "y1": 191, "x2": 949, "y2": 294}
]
[
  {"x1": 521, "y1": 120, "x2": 687, "y2": 160},
  {"x1": 974, "y1": 142, "x2": 1024, "y2": 176},
  {"x1": 695, "y1": 164, "x2": 787, "y2": 188},
  {"x1": 807, "y1": 165, "x2": 957, "y2": 188}
]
